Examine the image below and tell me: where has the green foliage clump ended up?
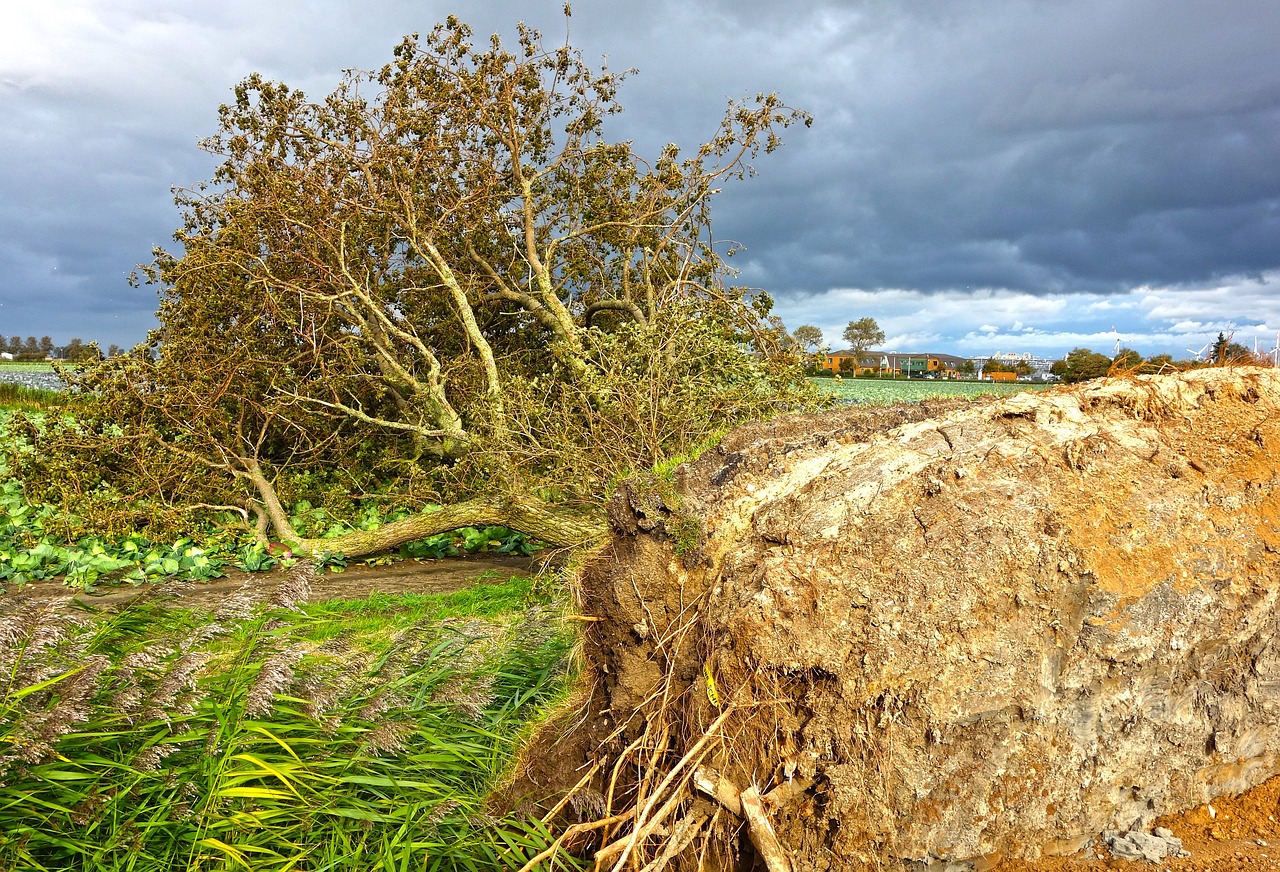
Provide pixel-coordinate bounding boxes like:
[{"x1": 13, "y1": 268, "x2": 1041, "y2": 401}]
[{"x1": 1050, "y1": 348, "x2": 1114, "y2": 383}]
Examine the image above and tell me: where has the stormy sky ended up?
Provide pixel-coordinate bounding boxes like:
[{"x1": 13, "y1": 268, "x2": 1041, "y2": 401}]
[{"x1": 2, "y1": 0, "x2": 1278, "y2": 360}]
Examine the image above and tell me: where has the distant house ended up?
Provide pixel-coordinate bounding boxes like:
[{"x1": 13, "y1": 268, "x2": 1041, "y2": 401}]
[
  {"x1": 821, "y1": 351, "x2": 969, "y2": 378},
  {"x1": 0, "y1": 353, "x2": 12, "y2": 361}
]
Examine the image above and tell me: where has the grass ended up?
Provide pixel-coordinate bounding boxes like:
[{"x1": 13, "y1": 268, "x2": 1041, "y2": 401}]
[
  {"x1": 0, "y1": 383, "x2": 66, "y2": 411},
  {"x1": 812, "y1": 376, "x2": 1049, "y2": 404},
  {"x1": 297, "y1": 576, "x2": 538, "y2": 646},
  {"x1": 0, "y1": 565, "x2": 578, "y2": 871}
]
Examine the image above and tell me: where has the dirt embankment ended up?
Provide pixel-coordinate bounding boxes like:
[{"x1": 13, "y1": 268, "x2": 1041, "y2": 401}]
[{"x1": 512, "y1": 368, "x2": 1280, "y2": 871}]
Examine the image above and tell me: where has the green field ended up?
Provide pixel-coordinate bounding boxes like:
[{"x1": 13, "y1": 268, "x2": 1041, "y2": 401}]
[
  {"x1": 813, "y1": 377, "x2": 1050, "y2": 404},
  {"x1": 0, "y1": 360, "x2": 56, "y2": 370}
]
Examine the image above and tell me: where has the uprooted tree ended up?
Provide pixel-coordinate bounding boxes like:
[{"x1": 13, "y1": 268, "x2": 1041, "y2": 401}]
[{"x1": 26, "y1": 15, "x2": 820, "y2": 556}]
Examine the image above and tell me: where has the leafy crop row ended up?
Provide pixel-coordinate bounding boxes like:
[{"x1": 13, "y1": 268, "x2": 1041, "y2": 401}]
[{"x1": 813, "y1": 377, "x2": 1047, "y2": 405}]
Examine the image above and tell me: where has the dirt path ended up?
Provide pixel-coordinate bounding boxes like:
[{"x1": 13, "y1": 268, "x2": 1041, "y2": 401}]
[{"x1": 0, "y1": 554, "x2": 541, "y2": 611}]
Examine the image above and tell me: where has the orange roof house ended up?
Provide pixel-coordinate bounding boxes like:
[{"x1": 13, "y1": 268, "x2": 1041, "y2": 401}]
[{"x1": 821, "y1": 351, "x2": 969, "y2": 378}]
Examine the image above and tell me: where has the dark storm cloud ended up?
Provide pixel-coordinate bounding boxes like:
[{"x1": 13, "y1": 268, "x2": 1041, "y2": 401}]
[
  {"x1": 1, "y1": 0, "x2": 1278, "y2": 352},
  {"x1": 702, "y1": 0, "x2": 1280, "y2": 301}
]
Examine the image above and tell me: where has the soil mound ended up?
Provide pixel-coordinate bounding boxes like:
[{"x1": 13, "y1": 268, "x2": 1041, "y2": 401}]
[{"x1": 514, "y1": 368, "x2": 1280, "y2": 870}]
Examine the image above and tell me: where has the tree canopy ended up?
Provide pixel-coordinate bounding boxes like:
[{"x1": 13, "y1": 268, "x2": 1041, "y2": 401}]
[
  {"x1": 982, "y1": 358, "x2": 1032, "y2": 376},
  {"x1": 791, "y1": 324, "x2": 824, "y2": 351},
  {"x1": 842, "y1": 317, "x2": 884, "y2": 354},
  {"x1": 33, "y1": 16, "x2": 820, "y2": 557},
  {"x1": 1050, "y1": 348, "x2": 1113, "y2": 383},
  {"x1": 1212, "y1": 331, "x2": 1264, "y2": 365}
]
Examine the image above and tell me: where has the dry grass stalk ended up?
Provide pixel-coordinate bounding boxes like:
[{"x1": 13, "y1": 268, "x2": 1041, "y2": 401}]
[
  {"x1": 514, "y1": 811, "x2": 636, "y2": 872},
  {"x1": 596, "y1": 706, "x2": 736, "y2": 871}
]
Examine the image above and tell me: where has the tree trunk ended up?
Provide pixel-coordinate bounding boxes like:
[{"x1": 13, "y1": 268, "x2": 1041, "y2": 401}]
[
  {"x1": 242, "y1": 457, "x2": 608, "y2": 558},
  {"x1": 292, "y1": 494, "x2": 607, "y2": 558}
]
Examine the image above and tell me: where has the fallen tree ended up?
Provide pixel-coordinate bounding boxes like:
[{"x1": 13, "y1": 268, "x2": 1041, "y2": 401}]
[
  {"x1": 28, "y1": 14, "x2": 819, "y2": 555},
  {"x1": 508, "y1": 367, "x2": 1280, "y2": 870}
]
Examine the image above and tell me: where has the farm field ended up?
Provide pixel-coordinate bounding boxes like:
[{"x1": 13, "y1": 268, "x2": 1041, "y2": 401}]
[
  {"x1": 0, "y1": 361, "x2": 65, "y2": 399},
  {"x1": 813, "y1": 376, "x2": 1050, "y2": 404},
  {"x1": 0, "y1": 361, "x2": 56, "y2": 371}
]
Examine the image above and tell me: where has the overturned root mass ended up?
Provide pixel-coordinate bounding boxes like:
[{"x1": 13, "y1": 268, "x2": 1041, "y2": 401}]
[{"x1": 510, "y1": 368, "x2": 1280, "y2": 870}]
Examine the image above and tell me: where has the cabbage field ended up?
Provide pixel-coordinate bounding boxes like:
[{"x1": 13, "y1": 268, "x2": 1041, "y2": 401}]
[{"x1": 814, "y1": 377, "x2": 1049, "y2": 404}]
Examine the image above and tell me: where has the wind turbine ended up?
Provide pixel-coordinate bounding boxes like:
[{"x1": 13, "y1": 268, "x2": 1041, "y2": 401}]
[{"x1": 1186, "y1": 344, "x2": 1211, "y2": 361}]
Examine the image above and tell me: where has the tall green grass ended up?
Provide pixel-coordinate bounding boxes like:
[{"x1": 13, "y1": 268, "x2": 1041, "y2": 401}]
[
  {"x1": 0, "y1": 566, "x2": 576, "y2": 870},
  {"x1": 0, "y1": 382, "x2": 65, "y2": 411},
  {"x1": 0, "y1": 362, "x2": 57, "y2": 372}
]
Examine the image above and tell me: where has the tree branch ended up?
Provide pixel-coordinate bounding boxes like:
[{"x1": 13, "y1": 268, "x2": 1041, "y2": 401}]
[
  {"x1": 584, "y1": 299, "x2": 647, "y2": 328},
  {"x1": 282, "y1": 492, "x2": 608, "y2": 557}
]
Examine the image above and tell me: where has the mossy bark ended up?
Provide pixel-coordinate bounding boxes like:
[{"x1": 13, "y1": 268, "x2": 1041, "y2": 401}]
[
  {"x1": 291, "y1": 495, "x2": 608, "y2": 557},
  {"x1": 243, "y1": 458, "x2": 607, "y2": 558}
]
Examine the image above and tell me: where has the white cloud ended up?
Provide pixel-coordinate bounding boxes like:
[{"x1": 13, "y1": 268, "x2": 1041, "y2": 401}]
[{"x1": 773, "y1": 272, "x2": 1280, "y2": 359}]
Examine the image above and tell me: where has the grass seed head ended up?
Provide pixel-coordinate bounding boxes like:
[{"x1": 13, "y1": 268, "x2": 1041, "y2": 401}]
[
  {"x1": 357, "y1": 689, "x2": 394, "y2": 721},
  {"x1": 213, "y1": 584, "x2": 261, "y2": 622},
  {"x1": 295, "y1": 648, "x2": 371, "y2": 723},
  {"x1": 567, "y1": 787, "x2": 608, "y2": 820},
  {"x1": 141, "y1": 650, "x2": 212, "y2": 721},
  {"x1": 361, "y1": 719, "x2": 414, "y2": 754},
  {"x1": 133, "y1": 742, "x2": 177, "y2": 773},
  {"x1": 431, "y1": 673, "x2": 497, "y2": 721},
  {"x1": 245, "y1": 644, "x2": 308, "y2": 717},
  {"x1": 0, "y1": 597, "x2": 87, "y2": 680},
  {"x1": 270, "y1": 559, "x2": 317, "y2": 611}
]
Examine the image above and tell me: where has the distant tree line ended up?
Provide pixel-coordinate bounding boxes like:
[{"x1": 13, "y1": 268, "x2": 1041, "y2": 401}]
[
  {"x1": 786, "y1": 319, "x2": 1276, "y2": 384},
  {"x1": 982, "y1": 358, "x2": 1034, "y2": 376},
  {"x1": 1050, "y1": 333, "x2": 1273, "y2": 383},
  {"x1": 0, "y1": 335, "x2": 124, "y2": 361}
]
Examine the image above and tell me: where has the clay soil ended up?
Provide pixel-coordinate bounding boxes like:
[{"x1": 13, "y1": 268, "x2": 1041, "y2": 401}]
[{"x1": 1020, "y1": 777, "x2": 1280, "y2": 871}]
